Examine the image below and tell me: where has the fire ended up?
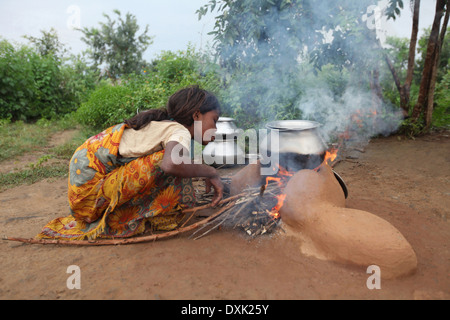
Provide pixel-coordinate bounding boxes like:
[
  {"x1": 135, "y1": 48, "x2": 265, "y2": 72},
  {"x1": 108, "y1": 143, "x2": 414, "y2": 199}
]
[
  {"x1": 264, "y1": 166, "x2": 293, "y2": 189},
  {"x1": 263, "y1": 147, "x2": 338, "y2": 220},
  {"x1": 264, "y1": 176, "x2": 282, "y2": 188},
  {"x1": 313, "y1": 148, "x2": 339, "y2": 173},
  {"x1": 264, "y1": 165, "x2": 293, "y2": 220},
  {"x1": 278, "y1": 166, "x2": 294, "y2": 178},
  {"x1": 324, "y1": 148, "x2": 338, "y2": 165},
  {"x1": 270, "y1": 194, "x2": 286, "y2": 219}
]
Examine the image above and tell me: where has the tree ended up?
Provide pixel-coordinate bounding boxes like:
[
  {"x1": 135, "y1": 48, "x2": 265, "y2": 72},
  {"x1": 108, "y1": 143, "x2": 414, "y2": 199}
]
[
  {"x1": 197, "y1": 0, "x2": 324, "y2": 126},
  {"x1": 79, "y1": 10, "x2": 153, "y2": 81},
  {"x1": 411, "y1": 0, "x2": 449, "y2": 128},
  {"x1": 198, "y1": 0, "x2": 377, "y2": 70},
  {"x1": 384, "y1": 0, "x2": 421, "y2": 116},
  {"x1": 197, "y1": 0, "x2": 382, "y2": 127},
  {"x1": 416, "y1": 26, "x2": 450, "y2": 84},
  {"x1": 24, "y1": 28, "x2": 67, "y2": 61},
  {"x1": 424, "y1": 3, "x2": 449, "y2": 128}
]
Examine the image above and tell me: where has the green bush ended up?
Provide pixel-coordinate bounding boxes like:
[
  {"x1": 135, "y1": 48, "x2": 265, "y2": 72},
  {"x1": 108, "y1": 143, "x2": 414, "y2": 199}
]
[
  {"x1": 0, "y1": 39, "x2": 96, "y2": 122},
  {"x1": 76, "y1": 85, "x2": 135, "y2": 130},
  {"x1": 0, "y1": 40, "x2": 36, "y2": 121},
  {"x1": 433, "y1": 70, "x2": 450, "y2": 128},
  {"x1": 76, "y1": 48, "x2": 222, "y2": 130}
]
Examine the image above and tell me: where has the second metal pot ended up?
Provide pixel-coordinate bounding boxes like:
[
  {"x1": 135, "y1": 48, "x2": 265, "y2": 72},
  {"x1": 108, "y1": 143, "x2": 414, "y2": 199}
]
[{"x1": 259, "y1": 120, "x2": 328, "y2": 172}]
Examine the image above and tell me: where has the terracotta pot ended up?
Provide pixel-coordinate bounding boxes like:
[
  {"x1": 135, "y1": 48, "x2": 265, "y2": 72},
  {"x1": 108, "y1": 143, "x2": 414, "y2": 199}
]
[{"x1": 280, "y1": 165, "x2": 417, "y2": 279}]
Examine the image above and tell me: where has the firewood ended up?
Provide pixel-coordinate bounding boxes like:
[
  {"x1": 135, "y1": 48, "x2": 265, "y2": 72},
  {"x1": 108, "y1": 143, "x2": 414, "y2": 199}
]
[{"x1": 3, "y1": 202, "x2": 237, "y2": 246}]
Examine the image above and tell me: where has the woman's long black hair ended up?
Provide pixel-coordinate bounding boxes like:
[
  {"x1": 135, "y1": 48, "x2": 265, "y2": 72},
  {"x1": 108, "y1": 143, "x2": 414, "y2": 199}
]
[{"x1": 124, "y1": 85, "x2": 221, "y2": 130}]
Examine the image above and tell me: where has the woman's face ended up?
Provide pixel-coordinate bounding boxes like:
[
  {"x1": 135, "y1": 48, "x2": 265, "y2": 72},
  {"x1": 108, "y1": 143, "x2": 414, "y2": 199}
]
[{"x1": 192, "y1": 109, "x2": 220, "y2": 145}]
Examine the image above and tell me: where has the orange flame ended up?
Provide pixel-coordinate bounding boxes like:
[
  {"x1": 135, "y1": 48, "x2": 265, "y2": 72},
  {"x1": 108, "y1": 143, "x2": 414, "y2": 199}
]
[
  {"x1": 264, "y1": 165, "x2": 293, "y2": 220},
  {"x1": 314, "y1": 147, "x2": 339, "y2": 172},
  {"x1": 324, "y1": 148, "x2": 338, "y2": 165},
  {"x1": 264, "y1": 165, "x2": 293, "y2": 188},
  {"x1": 265, "y1": 176, "x2": 282, "y2": 188},
  {"x1": 262, "y1": 149, "x2": 338, "y2": 220},
  {"x1": 278, "y1": 167, "x2": 294, "y2": 177},
  {"x1": 270, "y1": 194, "x2": 286, "y2": 219}
]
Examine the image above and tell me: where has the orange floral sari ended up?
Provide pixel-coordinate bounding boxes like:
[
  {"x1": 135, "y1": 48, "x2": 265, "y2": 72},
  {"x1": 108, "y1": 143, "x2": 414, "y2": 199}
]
[{"x1": 37, "y1": 123, "x2": 195, "y2": 240}]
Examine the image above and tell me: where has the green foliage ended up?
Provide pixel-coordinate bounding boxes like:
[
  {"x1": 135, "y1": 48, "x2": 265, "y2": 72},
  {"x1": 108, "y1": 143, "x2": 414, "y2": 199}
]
[
  {"x1": 76, "y1": 48, "x2": 222, "y2": 130},
  {"x1": 0, "y1": 162, "x2": 68, "y2": 192},
  {"x1": 199, "y1": 0, "x2": 378, "y2": 70},
  {"x1": 382, "y1": 29, "x2": 450, "y2": 129},
  {"x1": 416, "y1": 27, "x2": 450, "y2": 84},
  {"x1": 23, "y1": 28, "x2": 66, "y2": 60},
  {"x1": 384, "y1": 36, "x2": 411, "y2": 78},
  {"x1": 433, "y1": 70, "x2": 450, "y2": 128},
  {"x1": 219, "y1": 65, "x2": 303, "y2": 129},
  {"x1": 0, "y1": 119, "x2": 56, "y2": 162},
  {"x1": 0, "y1": 36, "x2": 96, "y2": 122},
  {"x1": 197, "y1": 0, "x2": 386, "y2": 130},
  {"x1": 75, "y1": 84, "x2": 135, "y2": 130},
  {"x1": 385, "y1": 0, "x2": 405, "y2": 21},
  {"x1": 317, "y1": 64, "x2": 350, "y2": 99},
  {"x1": 0, "y1": 40, "x2": 36, "y2": 121},
  {"x1": 79, "y1": 10, "x2": 153, "y2": 81},
  {"x1": 198, "y1": 0, "x2": 321, "y2": 69}
]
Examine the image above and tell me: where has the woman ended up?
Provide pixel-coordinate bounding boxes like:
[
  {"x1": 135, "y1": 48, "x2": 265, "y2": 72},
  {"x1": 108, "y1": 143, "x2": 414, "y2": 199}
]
[{"x1": 37, "y1": 86, "x2": 224, "y2": 240}]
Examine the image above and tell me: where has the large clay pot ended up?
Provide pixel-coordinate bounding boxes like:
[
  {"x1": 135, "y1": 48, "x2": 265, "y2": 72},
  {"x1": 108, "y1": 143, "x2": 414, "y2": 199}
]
[{"x1": 279, "y1": 165, "x2": 417, "y2": 279}]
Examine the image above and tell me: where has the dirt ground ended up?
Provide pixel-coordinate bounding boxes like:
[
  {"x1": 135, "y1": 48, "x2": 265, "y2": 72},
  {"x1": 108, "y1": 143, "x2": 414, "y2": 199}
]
[{"x1": 0, "y1": 130, "x2": 449, "y2": 300}]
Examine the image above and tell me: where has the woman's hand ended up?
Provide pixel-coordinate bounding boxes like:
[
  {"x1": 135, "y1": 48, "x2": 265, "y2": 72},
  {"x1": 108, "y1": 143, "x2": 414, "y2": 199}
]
[
  {"x1": 162, "y1": 142, "x2": 224, "y2": 207},
  {"x1": 205, "y1": 175, "x2": 224, "y2": 207}
]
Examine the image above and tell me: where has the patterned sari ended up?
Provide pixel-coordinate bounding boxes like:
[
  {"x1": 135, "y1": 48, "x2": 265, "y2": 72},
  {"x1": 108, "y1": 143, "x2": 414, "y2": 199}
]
[{"x1": 37, "y1": 123, "x2": 196, "y2": 240}]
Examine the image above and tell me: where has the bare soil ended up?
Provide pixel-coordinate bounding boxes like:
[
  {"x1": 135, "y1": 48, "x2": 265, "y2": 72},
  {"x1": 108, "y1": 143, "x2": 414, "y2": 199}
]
[{"x1": 0, "y1": 130, "x2": 449, "y2": 300}]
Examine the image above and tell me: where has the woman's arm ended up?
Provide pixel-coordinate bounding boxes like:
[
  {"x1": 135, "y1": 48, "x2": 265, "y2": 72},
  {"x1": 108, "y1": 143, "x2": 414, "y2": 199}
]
[{"x1": 160, "y1": 141, "x2": 224, "y2": 206}]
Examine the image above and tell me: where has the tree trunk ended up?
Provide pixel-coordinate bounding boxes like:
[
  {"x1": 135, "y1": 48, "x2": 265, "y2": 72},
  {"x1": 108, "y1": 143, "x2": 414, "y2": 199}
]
[
  {"x1": 369, "y1": 68, "x2": 383, "y2": 111},
  {"x1": 383, "y1": 0, "x2": 421, "y2": 117},
  {"x1": 425, "y1": 3, "x2": 449, "y2": 129},
  {"x1": 384, "y1": 53, "x2": 409, "y2": 117},
  {"x1": 411, "y1": 0, "x2": 447, "y2": 122},
  {"x1": 402, "y1": 0, "x2": 421, "y2": 110}
]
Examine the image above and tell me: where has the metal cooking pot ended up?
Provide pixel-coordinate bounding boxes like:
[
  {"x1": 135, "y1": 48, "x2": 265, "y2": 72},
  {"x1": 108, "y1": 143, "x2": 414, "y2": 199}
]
[
  {"x1": 263, "y1": 120, "x2": 327, "y2": 155},
  {"x1": 259, "y1": 120, "x2": 348, "y2": 198},
  {"x1": 259, "y1": 120, "x2": 328, "y2": 173},
  {"x1": 215, "y1": 117, "x2": 238, "y2": 136},
  {"x1": 203, "y1": 117, "x2": 245, "y2": 167}
]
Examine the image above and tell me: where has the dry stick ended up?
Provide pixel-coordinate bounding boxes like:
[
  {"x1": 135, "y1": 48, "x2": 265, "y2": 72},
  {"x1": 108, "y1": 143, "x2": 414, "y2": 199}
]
[
  {"x1": 183, "y1": 193, "x2": 244, "y2": 214},
  {"x1": 192, "y1": 216, "x2": 229, "y2": 241},
  {"x1": 190, "y1": 193, "x2": 255, "y2": 237},
  {"x1": 179, "y1": 211, "x2": 197, "y2": 229},
  {"x1": 188, "y1": 205, "x2": 236, "y2": 239},
  {"x1": 3, "y1": 201, "x2": 237, "y2": 247}
]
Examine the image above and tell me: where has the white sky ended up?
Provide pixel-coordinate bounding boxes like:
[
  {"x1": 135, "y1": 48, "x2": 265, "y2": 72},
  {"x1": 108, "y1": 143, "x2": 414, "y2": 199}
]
[{"x1": 0, "y1": 0, "x2": 437, "y2": 61}]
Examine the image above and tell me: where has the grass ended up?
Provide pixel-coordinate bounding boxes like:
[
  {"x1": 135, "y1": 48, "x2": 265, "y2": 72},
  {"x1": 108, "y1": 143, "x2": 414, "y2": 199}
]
[
  {"x1": 0, "y1": 162, "x2": 68, "y2": 192},
  {"x1": 0, "y1": 120, "x2": 55, "y2": 162},
  {"x1": 0, "y1": 118, "x2": 91, "y2": 192}
]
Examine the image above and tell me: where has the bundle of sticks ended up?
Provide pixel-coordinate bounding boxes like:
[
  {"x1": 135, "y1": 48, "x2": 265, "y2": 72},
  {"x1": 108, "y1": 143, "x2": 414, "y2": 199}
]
[
  {"x1": 190, "y1": 179, "x2": 284, "y2": 240},
  {"x1": 3, "y1": 178, "x2": 284, "y2": 246}
]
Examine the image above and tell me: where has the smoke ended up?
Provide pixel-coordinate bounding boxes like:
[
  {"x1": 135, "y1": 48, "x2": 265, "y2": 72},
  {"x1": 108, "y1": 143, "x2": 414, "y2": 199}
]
[
  {"x1": 296, "y1": 81, "x2": 404, "y2": 146},
  {"x1": 216, "y1": 0, "x2": 404, "y2": 146}
]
